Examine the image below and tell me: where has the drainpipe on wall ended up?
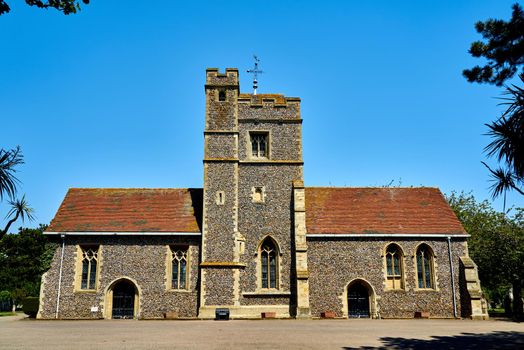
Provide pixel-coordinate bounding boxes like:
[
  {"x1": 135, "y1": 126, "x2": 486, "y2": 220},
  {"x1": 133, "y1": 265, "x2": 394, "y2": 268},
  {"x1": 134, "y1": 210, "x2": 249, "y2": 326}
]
[
  {"x1": 55, "y1": 234, "x2": 66, "y2": 319},
  {"x1": 447, "y1": 236, "x2": 458, "y2": 318}
]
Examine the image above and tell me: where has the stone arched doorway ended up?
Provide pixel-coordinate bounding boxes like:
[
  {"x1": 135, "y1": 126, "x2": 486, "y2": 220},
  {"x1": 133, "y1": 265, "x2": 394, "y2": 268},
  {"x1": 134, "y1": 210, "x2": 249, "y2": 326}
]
[
  {"x1": 105, "y1": 278, "x2": 139, "y2": 319},
  {"x1": 346, "y1": 279, "x2": 376, "y2": 318}
]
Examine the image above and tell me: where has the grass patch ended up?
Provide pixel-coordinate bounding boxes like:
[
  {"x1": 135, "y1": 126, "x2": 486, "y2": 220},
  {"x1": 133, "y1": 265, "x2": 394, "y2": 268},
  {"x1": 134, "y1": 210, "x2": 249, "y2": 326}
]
[
  {"x1": 0, "y1": 311, "x2": 16, "y2": 317},
  {"x1": 488, "y1": 308, "x2": 506, "y2": 317}
]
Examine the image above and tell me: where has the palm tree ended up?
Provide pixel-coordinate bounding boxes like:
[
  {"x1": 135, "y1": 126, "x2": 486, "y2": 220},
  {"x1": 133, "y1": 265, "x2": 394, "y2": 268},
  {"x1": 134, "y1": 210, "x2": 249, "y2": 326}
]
[
  {"x1": 482, "y1": 162, "x2": 521, "y2": 212},
  {"x1": 0, "y1": 146, "x2": 23, "y2": 200},
  {"x1": 483, "y1": 74, "x2": 524, "y2": 205},
  {"x1": 0, "y1": 146, "x2": 35, "y2": 240},
  {"x1": 0, "y1": 195, "x2": 35, "y2": 240}
]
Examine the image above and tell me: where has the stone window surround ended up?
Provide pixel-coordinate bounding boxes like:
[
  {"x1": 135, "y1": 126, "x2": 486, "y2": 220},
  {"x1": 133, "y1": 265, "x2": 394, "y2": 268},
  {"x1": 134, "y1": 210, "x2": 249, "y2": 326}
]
[
  {"x1": 218, "y1": 89, "x2": 227, "y2": 102},
  {"x1": 247, "y1": 130, "x2": 271, "y2": 160},
  {"x1": 166, "y1": 245, "x2": 191, "y2": 292},
  {"x1": 74, "y1": 244, "x2": 101, "y2": 293},
  {"x1": 413, "y1": 242, "x2": 439, "y2": 291},
  {"x1": 251, "y1": 186, "x2": 266, "y2": 203},
  {"x1": 216, "y1": 191, "x2": 225, "y2": 205},
  {"x1": 255, "y1": 235, "x2": 283, "y2": 292},
  {"x1": 382, "y1": 242, "x2": 406, "y2": 291}
]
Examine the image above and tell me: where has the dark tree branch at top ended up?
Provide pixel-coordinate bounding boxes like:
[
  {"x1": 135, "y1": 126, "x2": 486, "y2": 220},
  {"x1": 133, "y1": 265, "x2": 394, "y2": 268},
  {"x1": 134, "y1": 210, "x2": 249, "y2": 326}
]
[
  {"x1": 0, "y1": 0, "x2": 89, "y2": 16},
  {"x1": 463, "y1": 3, "x2": 524, "y2": 86}
]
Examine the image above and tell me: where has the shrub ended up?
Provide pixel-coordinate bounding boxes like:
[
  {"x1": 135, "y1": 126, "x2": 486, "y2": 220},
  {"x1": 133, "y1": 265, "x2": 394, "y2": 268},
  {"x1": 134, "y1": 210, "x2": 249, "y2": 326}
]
[{"x1": 22, "y1": 297, "x2": 39, "y2": 318}]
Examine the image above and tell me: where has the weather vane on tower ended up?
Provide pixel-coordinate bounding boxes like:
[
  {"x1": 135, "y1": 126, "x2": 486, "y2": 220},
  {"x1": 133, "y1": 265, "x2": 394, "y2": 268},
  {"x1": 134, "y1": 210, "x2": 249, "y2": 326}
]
[{"x1": 247, "y1": 55, "x2": 263, "y2": 95}]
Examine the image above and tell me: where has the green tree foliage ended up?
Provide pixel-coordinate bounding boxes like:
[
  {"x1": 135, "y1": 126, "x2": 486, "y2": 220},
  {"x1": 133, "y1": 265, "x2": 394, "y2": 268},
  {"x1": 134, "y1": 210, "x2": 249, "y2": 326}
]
[
  {"x1": 0, "y1": 146, "x2": 23, "y2": 201},
  {"x1": 0, "y1": 0, "x2": 89, "y2": 16},
  {"x1": 0, "y1": 225, "x2": 56, "y2": 305},
  {"x1": 3, "y1": 195, "x2": 35, "y2": 237},
  {"x1": 464, "y1": 3, "x2": 524, "y2": 203},
  {"x1": 448, "y1": 192, "x2": 524, "y2": 319},
  {"x1": 463, "y1": 3, "x2": 524, "y2": 86},
  {"x1": 0, "y1": 147, "x2": 35, "y2": 240},
  {"x1": 482, "y1": 75, "x2": 524, "y2": 207}
]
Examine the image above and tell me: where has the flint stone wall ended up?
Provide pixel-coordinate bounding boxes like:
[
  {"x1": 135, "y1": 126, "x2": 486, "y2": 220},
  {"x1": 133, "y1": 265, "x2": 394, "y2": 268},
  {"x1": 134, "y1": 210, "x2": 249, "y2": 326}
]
[
  {"x1": 238, "y1": 164, "x2": 301, "y2": 306},
  {"x1": 203, "y1": 162, "x2": 237, "y2": 262},
  {"x1": 238, "y1": 101, "x2": 300, "y2": 121},
  {"x1": 307, "y1": 238, "x2": 467, "y2": 318},
  {"x1": 39, "y1": 236, "x2": 200, "y2": 319},
  {"x1": 236, "y1": 101, "x2": 302, "y2": 308},
  {"x1": 201, "y1": 269, "x2": 235, "y2": 305},
  {"x1": 205, "y1": 134, "x2": 237, "y2": 159},
  {"x1": 206, "y1": 89, "x2": 237, "y2": 130},
  {"x1": 238, "y1": 122, "x2": 302, "y2": 161}
]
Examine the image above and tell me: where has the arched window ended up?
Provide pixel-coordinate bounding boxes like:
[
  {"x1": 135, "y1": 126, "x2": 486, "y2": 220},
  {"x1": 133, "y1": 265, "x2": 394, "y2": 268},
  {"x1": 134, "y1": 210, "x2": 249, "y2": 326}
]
[
  {"x1": 260, "y1": 238, "x2": 278, "y2": 289},
  {"x1": 385, "y1": 244, "x2": 404, "y2": 289},
  {"x1": 80, "y1": 246, "x2": 98, "y2": 290},
  {"x1": 416, "y1": 244, "x2": 435, "y2": 289},
  {"x1": 171, "y1": 246, "x2": 188, "y2": 289}
]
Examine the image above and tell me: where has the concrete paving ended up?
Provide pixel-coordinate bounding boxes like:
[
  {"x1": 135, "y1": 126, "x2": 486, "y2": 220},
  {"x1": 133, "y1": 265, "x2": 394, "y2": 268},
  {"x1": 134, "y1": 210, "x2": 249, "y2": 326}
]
[{"x1": 0, "y1": 315, "x2": 523, "y2": 349}]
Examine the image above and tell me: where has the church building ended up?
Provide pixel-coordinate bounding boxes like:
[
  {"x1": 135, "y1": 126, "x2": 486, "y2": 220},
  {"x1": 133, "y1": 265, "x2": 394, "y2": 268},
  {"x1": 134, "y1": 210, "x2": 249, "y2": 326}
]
[{"x1": 38, "y1": 68, "x2": 488, "y2": 320}]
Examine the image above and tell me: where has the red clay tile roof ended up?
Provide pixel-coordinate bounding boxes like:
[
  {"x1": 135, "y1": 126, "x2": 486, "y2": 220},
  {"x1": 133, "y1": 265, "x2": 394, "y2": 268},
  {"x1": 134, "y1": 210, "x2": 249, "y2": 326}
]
[
  {"x1": 47, "y1": 188, "x2": 202, "y2": 233},
  {"x1": 305, "y1": 187, "x2": 466, "y2": 235},
  {"x1": 47, "y1": 187, "x2": 465, "y2": 236}
]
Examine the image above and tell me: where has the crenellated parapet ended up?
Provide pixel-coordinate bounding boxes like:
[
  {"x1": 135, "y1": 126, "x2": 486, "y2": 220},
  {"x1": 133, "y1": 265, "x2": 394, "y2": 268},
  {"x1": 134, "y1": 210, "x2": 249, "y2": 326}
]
[
  {"x1": 238, "y1": 93, "x2": 300, "y2": 107},
  {"x1": 238, "y1": 94, "x2": 301, "y2": 122},
  {"x1": 205, "y1": 68, "x2": 239, "y2": 87}
]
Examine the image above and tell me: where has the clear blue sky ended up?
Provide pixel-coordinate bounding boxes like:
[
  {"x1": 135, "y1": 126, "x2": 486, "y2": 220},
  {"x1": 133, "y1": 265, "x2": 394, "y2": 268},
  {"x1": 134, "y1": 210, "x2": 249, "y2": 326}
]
[{"x1": 1, "y1": 0, "x2": 523, "y2": 231}]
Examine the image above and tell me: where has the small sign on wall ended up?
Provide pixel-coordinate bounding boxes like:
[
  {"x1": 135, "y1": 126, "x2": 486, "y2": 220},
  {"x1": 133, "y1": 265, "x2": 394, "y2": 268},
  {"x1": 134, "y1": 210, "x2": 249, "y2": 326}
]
[{"x1": 91, "y1": 306, "x2": 99, "y2": 312}]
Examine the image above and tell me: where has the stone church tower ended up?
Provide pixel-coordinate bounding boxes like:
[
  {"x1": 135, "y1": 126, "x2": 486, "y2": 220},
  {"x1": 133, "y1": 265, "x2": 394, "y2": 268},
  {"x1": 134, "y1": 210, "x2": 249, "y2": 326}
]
[{"x1": 199, "y1": 68, "x2": 310, "y2": 318}]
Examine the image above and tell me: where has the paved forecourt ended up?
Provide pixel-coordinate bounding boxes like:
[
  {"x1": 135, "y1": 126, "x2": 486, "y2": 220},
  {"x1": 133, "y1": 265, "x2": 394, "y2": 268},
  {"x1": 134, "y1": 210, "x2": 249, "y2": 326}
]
[{"x1": 0, "y1": 315, "x2": 523, "y2": 349}]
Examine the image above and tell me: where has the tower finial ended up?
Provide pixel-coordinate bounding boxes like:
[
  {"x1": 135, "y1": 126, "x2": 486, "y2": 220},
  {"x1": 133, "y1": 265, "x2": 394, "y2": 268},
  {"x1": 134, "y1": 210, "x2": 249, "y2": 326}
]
[{"x1": 247, "y1": 55, "x2": 263, "y2": 95}]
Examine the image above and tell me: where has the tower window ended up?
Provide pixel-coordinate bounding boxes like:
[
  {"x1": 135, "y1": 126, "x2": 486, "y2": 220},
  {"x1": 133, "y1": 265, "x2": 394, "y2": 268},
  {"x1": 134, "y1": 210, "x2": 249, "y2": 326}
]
[
  {"x1": 250, "y1": 132, "x2": 269, "y2": 159},
  {"x1": 216, "y1": 191, "x2": 225, "y2": 205},
  {"x1": 218, "y1": 89, "x2": 226, "y2": 101}
]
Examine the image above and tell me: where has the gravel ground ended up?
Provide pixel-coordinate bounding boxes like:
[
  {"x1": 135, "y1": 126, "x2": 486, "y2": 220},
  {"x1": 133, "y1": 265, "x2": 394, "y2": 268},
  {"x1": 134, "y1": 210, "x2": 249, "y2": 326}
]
[{"x1": 0, "y1": 315, "x2": 523, "y2": 349}]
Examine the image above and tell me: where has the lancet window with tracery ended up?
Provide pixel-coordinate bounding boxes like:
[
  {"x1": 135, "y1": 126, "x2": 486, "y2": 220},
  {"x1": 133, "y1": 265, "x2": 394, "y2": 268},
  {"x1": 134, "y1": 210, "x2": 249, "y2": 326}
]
[
  {"x1": 80, "y1": 246, "x2": 98, "y2": 290},
  {"x1": 416, "y1": 245, "x2": 435, "y2": 289},
  {"x1": 171, "y1": 247, "x2": 188, "y2": 289},
  {"x1": 261, "y1": 239, "x2": 278, "y2": 289},
  {"x1": 385, "y1": 244, "x2": 404, "y2": 289}
]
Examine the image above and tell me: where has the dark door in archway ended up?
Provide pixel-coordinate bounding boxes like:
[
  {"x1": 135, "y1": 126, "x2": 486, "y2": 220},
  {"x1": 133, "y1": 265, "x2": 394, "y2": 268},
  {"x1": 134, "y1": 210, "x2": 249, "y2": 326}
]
[
  {"x1": 112, "y1": 280, "x2": 135, "y2": 319},
  {"x1": 347, "y1": 282, "x2": 370, "y2": 318}
]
